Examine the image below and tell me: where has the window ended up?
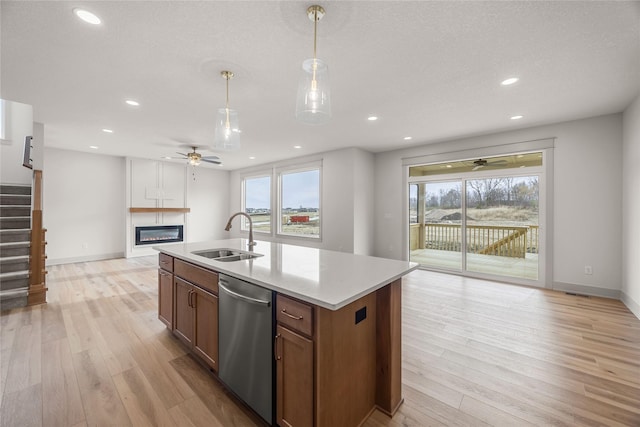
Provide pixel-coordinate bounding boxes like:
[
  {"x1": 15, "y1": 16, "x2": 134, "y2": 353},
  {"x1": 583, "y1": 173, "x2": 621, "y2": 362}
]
[
  {"x1": 240, "y1": 162, "x2": 322, "y2": 240},
  {"x1": 243, "y1": 175, "x2": 271, "y2": 233},
  {"x1": 278, "y1": 167, "x2": 321, "y2": 238}
]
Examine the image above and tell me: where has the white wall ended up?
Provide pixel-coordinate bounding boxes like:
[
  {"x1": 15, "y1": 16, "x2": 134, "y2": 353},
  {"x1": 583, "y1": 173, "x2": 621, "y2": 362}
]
[
  {"x1": 186, "y1": 166, "x2": 230, "y2": 243},
  {"x1": 374, "y1": 114, "x2": 623, "y2": 296},
  {"x1": 44, "y1": 148, "x2": 126, "y2": 264},
  {"x1": 622, "y1": 94, "x2": 640, "y2": 318},
  {"x1": 228, "y1": 147, "x2": 376, "y2": 253},
  {"x1": 0, "y1": 99, "x2": 33, "y2": 185},
  {"x1": 353, "y1": 149, "x2": 375, "y2": 256}
]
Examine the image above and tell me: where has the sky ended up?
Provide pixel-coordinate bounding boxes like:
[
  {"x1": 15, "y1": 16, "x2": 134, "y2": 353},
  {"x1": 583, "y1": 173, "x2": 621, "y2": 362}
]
[{"x1": 245, "y1": 169, "x2": 320, "y2": 209}]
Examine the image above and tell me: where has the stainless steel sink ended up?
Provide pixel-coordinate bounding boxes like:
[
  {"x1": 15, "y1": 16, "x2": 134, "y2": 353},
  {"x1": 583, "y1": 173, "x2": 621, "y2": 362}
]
[
  {"x1": 192, "y1": 248, "x2": 262, "y2": 262},
  {"x1": 215, "y1": 253, "x2": 261, "y2": 262}
]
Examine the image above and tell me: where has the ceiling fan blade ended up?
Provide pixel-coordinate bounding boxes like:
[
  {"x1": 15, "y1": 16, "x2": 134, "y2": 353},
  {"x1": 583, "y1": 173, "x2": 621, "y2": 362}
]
[
  {"x1": 201, "y1": 158, "x2": 222, "y2": 164},
  {"x1": 201, "y1": 155, "x2": 220, "y2": 160},
  {"x1": 176, "y1": 152, "x2": 189, "y2": 157}
]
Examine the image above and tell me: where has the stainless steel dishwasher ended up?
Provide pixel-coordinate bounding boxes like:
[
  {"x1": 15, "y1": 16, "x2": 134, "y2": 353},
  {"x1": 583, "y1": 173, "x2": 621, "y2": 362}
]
[{"x1": 218, "y1": 274, "x2": 274, "y2": 424}]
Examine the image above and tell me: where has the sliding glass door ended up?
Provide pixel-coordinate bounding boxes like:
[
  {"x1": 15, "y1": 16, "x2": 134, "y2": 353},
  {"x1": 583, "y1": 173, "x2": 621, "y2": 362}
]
[
  {"x1": 410, "y1": 181, "x2": 462, "y2": 271},
  {"x1": 409, "y1": 153, "x2": 544, "y2": 286}
]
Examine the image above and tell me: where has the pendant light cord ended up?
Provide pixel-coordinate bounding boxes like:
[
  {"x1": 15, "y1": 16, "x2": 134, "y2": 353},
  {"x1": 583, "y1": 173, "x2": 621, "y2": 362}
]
[{"x1": 313, "y1": 8, "x2": 318, "y2": 60}]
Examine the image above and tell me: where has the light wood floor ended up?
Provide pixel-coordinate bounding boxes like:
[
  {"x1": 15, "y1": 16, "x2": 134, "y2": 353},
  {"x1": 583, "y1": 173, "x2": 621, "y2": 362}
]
[{"x1": 1, "y1": 257, "x2": 639, "y2": 426}]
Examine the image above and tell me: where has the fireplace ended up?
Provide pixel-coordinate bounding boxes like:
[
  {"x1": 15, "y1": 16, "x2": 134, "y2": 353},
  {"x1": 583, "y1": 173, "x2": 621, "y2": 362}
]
[{"x1": 135, "y1": 225, "x2": 184, "y2": 246}]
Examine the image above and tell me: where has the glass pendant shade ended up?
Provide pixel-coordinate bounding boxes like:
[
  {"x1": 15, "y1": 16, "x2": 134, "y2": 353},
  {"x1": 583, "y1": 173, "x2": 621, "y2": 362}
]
[
  {"x1": 213, "y1": 107, "x2": 240, "y2": 151},
  {"x1": 296, "y1": 58, "x2": 331, "y2": 125}
]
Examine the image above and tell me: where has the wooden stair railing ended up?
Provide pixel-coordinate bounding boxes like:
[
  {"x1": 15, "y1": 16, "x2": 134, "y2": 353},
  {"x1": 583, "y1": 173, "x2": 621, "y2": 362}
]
[
  {"x1": 478, "y1": 227, "x2": 528, "y2": 258},
  {"x1": 28, "y1": 170, "x2": 47, "y2": 305}
]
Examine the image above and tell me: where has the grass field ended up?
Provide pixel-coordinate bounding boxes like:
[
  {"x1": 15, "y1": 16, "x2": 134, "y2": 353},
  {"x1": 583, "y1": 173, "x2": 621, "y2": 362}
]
[{"x1": 248, "y1": 211, "x2": 320, "y2": 236}]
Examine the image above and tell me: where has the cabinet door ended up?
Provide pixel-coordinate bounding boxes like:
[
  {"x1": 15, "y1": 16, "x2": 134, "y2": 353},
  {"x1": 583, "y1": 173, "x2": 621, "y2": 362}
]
[
  {"x1": 276, "y1": 325, "x2": 313, "y2": 427},
  {"x1": 158, "y1": 269, "x2": 173, "y2": 328},
  {"x1": 173, "y1": 277, "x2": 194, "y2": 347},
  {"x1": 193, "y1": 288, "x2": 219, "y2": 372}
]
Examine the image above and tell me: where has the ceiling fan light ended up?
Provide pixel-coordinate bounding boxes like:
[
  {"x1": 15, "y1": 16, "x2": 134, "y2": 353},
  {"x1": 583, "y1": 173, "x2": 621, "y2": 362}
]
[
  {"x1": 189, "y1": 156, "x2": 201, "y2": 166},
  {"x1": 213, "y1": 107, "x2": 240, "y2": 151},
  {"x1": 296, "y1": 58, "x2": 331, "y2": 124}
]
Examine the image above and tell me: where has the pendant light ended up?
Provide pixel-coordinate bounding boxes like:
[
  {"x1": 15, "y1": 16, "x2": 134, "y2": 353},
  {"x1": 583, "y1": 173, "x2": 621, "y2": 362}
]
[
  {"x1": 214, "y1": 70, "x2": 240, "y2": 151},
  {"x1": 296, "y1": 5, "x2": 331, "y2": 125}
]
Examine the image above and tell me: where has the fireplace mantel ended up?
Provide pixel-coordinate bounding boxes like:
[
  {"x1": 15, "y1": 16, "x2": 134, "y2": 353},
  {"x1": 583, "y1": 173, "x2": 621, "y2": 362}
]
[{"x1": 129, "y1": 207, "x2": 190, "y2": 213}]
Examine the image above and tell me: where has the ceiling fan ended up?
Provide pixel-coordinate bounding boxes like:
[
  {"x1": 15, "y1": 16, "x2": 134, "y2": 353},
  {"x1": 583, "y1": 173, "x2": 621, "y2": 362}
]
[
  {"x1": 471, "y1": 158, "x2": 508, "y2": 171},
  {"x1": 174, "y1": 147, "x2": 221, "y2": 166}
]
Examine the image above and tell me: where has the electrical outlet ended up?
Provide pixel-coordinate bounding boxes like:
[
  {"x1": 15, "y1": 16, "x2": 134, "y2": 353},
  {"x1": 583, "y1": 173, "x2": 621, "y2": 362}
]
[{"x1": 584, "y1": 265, "x2": 593, "y2": 275}]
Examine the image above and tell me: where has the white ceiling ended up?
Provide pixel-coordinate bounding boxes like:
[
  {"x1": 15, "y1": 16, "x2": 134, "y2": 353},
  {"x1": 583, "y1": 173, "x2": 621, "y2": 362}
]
[{"x1": 2, "y1": 1, "x2": 639, "y2": 170}]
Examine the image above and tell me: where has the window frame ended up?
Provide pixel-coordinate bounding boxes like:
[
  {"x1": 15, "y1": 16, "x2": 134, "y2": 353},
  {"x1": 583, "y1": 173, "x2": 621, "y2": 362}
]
[
  {"x1": 276, "y1": 161, "x2": 322, "y2": 240},
  {"x1": 241, "y1": 171, "x2": 273, "y2": 234},
  {"x1": 239, "y1": 160, "x2": 322, "y2": 241}
]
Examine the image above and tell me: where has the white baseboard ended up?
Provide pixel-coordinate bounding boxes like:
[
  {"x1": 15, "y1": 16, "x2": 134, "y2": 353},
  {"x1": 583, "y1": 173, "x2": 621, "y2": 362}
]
[
  {"x1": 552, "y1": 281, "x2": 621, "y2": 299},
  {"x1": 46, "y1": 252, "x2": 124, "y2": 266},
  {"x1": 621, "y1": 291, "x2": 640, "y2": 320}
]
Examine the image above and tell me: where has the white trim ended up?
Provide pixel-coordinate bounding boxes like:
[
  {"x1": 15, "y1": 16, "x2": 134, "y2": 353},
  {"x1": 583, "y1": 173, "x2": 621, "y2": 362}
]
[
  {"x1": 401, "y1": 137, "x2": 555, "y2": 167},
  {"x1": 46, "y1": 252, "x2": 125, "y2": 266},
  {"x1": 621, "y1": 291, "x2": 640, "y2": 320},
  {"x1": 553, "y1": 281, "x2": 621, "y2": 300}
]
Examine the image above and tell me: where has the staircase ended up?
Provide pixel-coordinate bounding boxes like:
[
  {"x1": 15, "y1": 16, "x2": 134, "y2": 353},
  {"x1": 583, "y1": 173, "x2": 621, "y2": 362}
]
[{"x1": 0, "y1": 184, "x2": 32, "y2": 310}]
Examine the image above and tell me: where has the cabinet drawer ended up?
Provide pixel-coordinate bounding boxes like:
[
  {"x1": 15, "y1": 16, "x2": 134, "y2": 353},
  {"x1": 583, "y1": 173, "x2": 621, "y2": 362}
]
[
  {"x1": 277, "y1": 294, "x2": 313, "y2": 337},
  {"x1": 159, "y1": 253, "x2": 174, "y2": 272},
  {"x1": 174, "y1": 259, "x2": 219, "y2": 294}
]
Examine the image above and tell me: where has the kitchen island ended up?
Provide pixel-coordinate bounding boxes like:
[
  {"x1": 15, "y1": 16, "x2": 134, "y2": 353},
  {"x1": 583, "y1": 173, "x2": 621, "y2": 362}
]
[{"x1": 156, "y1": 238, "x2": 418, "y2": 427}]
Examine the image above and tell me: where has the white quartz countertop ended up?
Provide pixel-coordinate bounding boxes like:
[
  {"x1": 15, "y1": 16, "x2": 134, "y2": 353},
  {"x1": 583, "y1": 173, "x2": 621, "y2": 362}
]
[{"x1": 156, "y1": 239, "x2": 418, "y2": 310}]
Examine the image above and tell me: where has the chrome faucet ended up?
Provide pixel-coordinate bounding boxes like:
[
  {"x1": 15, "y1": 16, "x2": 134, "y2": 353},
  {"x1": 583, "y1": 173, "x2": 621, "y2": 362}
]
[{"x1": 224, "y1": 212, "x2": 256, "y2": 250}]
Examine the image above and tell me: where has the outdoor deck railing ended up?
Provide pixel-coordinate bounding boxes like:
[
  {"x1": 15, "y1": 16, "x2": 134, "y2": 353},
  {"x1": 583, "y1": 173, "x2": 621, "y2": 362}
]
[{"x1": 410, "y1": 223, "x2": 539, "y2": 258}]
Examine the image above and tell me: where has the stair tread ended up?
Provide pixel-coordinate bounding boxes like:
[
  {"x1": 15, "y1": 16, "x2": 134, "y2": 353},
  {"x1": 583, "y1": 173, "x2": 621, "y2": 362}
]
[
  {"x1": 0, "y1": 255, "x2": 30, "y2": 261},
  {"x1": 0, "y1": 242, "x2": 30, "y2": 248},
  {"x1": 0, "y1": 270, "x2": 29, "y2": 279}
]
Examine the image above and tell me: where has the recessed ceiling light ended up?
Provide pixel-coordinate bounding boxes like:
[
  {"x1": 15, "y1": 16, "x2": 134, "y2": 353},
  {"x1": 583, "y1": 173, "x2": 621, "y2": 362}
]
[
  {"x1": 73, "y1": 8, "x2": 101, "y2": 25},
  {"x1": 294, "y1": 145, "x2": 302, "y2": 149},
  {"x1": 501, "y1": 77, "x2": 519, "y2": 86},
  {"x1": 89, "y1": 145, "x2": 99, "y2": 149},
  {"x1": 403, "y1": 136, "x2": 412, "y2": 141},
  {"x1": 446, "y1": 164, "x2": 452, "y2": 168},
  {"x1": 249, "y1": 156, "x2": 256, "y2": 160},
  {"x1": 367, "y1": 116, "x2": 378, "y2": 121},
  {"x1": 102, "y1": 128, "x2": 113, "y2": 133},
  {"x1": 125, "y1": 99, "x2": 140, "y2": 106},
  {"x1": 510, "y1": 115, "x2": 523, "y2": 120}
]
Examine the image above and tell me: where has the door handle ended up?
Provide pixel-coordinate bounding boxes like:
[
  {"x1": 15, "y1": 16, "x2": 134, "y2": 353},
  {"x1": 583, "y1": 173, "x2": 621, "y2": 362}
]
[
  {"x1": 219, "y1": 283, "x2": 271, "y2": 307},
  {"x1": 280, "y1": 308, "x2": 303, "y2": 320},
  {"x1": 274, "y1": 333, "x2": 281, "y2": 361}
]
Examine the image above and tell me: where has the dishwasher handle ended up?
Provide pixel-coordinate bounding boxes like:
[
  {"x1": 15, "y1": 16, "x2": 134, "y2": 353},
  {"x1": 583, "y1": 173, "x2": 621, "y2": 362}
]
[{"x1": 219, "y1": 281, "x2": 271, "y2": 307}]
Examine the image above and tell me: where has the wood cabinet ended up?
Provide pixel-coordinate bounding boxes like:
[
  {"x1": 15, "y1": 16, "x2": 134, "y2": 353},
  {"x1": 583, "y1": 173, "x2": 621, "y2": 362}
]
[
  {"x1": 158, "y1": 252, "x2": 404, "y2": 427},
  {"x1": 158, "y1": 253, "x2": 174, "y2": 328},
  {"x1": 276, "y1": 324, "x2": 313, "y2": 427},
  {"x1": 172, "y1": 260, "x2": 219, "y2": 372},
  {"x1": 275, "y1": 295, "x2": 314, "y2": 427}
]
